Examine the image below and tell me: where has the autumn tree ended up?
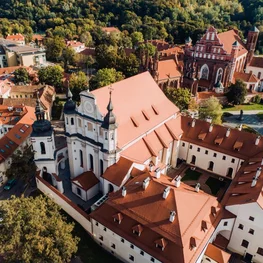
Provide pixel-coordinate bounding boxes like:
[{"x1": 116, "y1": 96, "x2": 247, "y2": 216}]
[
  {"x1": 62, "y1": 47, "x2": 77, "y2": 72},
  {"x1": 0, "y1": 195, "x2": 79, "y2": 263},
  {"x1": 199, "y1": 96, "x2": 223, "y2": 124},
  {"x1": 5, "y1": 147, "x2": 36, "y2": 183},
  {"x1": 164, "y1": 87, "x2": 191, "y2": 111},
  {"x1": 89, "y1": 68, "x2": 124, "y2": 90},
  {"x1": 69, "y1": 71, "x2": 88, "y2": 101},
  {"x1": 38, "y1": 65, "x2": 64, "y2": 89},
  {"x1": 14, "y1": 68, "x2": 30, "y2": 84},
  {"x1": 45, "y1": 36, "x2": 66, "y2": 62},
  {"x1": 226, "y1": 79, "x2": 248, "y2": 105}
]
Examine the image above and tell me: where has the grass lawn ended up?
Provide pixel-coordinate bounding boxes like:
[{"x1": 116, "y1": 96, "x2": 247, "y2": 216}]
[
  {"x1": 222, "y1": 103, "x2": 263, "y2": 112},
  {"x1": 182, "y1": 168, "x2": 202, "y2": 181},
  {"x1": 205, "y1": 177, "x2": 225, "y2": 195}
]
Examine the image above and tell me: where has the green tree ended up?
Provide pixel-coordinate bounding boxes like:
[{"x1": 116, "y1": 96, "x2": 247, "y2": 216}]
[
  {"x1": 188, "y1": 98, "x2": 199, "y2": 111},
  {"x1": 5, "y1": 147, "x2": 36, "y2": 182},
  {"x1": 199, "y1": 96, "x2": 223, "y2": 124},
  {"x1": 45, "y1": 36, "x2": 66, "y2": 62},
  {"x1": 38, "y1": 65, "x2": 64, "y2": 89},
  {"x1": 62, "y1": 47, "x2": 76, "y2": 72},
  {"x1": 118, "y1": 53, "x2": 140, "y2": 77},
  {"x1": 164, "y1": 87, "x2": 191, "y2": 111},
  {"x1": 226, "y1": 79, "x2": 248, "y2": 105},
  {"x1": 14, "y1": 68, "x2": 30, "y2": 84},
  {"x1": 90, "y1": 68, "x2": 124, "y2": 90},
  {"x1": 69, "y1": 71, "x2": 87, "y2": 101},
  {"x1": 130, "y1": 31, "x2": 144, "y2": 47},
  {"x1": 0, "y1": 195, "x2": 79, "y2": 263}
]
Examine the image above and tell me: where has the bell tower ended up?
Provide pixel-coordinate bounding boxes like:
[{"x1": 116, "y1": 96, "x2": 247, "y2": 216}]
[{"x1": 246, "y1": 26, "x2": 259, "y2": 66}]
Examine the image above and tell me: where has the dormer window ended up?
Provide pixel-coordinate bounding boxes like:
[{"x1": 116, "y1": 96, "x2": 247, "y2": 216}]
[
  {"x1": 233, "y1": 141, "x2": 243, "y2": 151},
  {"x1": 112, "y1": 213, "x2": 123, "y2": 224},
  {"x1": 190, "y1": 237, "x2": 197, "y2": 250},
  {"x1": 201, "y1": 220, "x2": 209, "y2": 232},
  {"x1": 154, "y1": 238, "x2": 168, "y2": 251},
  {"x1": 132, "y1": 224, "x2": 143, "y2": 236}
]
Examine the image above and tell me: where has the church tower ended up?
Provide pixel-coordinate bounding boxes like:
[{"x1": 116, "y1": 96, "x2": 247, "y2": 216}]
[
  {"x1": 246, "y1": 26, "x2": 259, "y2": 66},
  {"x1": 31, "y1": 93, "x2": 56, "y2": 173}
]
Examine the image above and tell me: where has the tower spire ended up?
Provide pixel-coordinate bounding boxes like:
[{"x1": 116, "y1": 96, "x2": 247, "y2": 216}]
[{"x1": 35, "y1": 91, "x2": 45, "y2": 121}]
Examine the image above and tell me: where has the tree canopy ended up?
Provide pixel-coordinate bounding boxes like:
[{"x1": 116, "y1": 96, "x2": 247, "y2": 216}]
[
  {"x1": 38, "y1": 65, "x2": 64, "y2": 89},
  {"x1": 14, "y1": 68, "x2": 30, "y2": 84},
  {"x1": 89, "y1": 68, "x2": 124, "y2": 90},
  {"x1": 69, "y1": 71, "x2": 88, "y2": 101},
  {"x1": 0, "y1": 195, "x2": 79, "y2": 263},
  {"x1": 226, "y1": 79, "x2": 248, "y2": 105},
  {"x1": 199, "y1": 96, "x2": 223, "y2": 124},
  {"x1": 164, "y1": 87, "x2": 191, "y2": 111}
]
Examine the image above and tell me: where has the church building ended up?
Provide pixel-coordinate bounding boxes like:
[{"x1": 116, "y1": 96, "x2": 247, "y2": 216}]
[{"x1": 183, "y1": 26, "x2": 259, "y2": 94}]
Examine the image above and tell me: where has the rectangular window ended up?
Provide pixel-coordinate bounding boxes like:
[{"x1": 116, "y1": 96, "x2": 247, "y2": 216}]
[
  {"x1": 249, "y1": 216, "x2": 254, "y2": 221},
  {"x1": 241, "y1": 240, "x2": 249, "y2": 248},
  {"x1": 121, "y1": 238, "x2": 125, "y2": 243},
  {"x1": 129, "y1": 255, "x2": 134, "y2": 261},
  {"x1": 197, "y1": 147, "x2": 200, "y2": 152},
  {"x1": 99, "y1": 235, "x2": 103, "y2": 241},
  {"x1": 205, "y1": 150, "x2": 208, "y2": 155},
  {"x1": 257, "y1": 247, "x2": 263, "y2": 256},
  {"x1": 213, "y1": 153, "x2": 217, "y2": 157},
  {"x1": 95, "y1": 222, "x2": 99, "y2": 227},
  {"x1": 231, "y1": 158, "x2": 235, "y2": 163},
  {"x1": 222, "y1": 156, "x2": 226, "y2": 160},
  {"x1": 140, "y1": 251, "x2": 144, "y2": 256},
  {"x1": 151, "y1": 258, "x2": 155, "y2": 262},
  {"x1": 238, "y1": 224, "x2": 244, "y2": 230},
  {"x1": 182, "y1": 142, "x2": 185, "y2": 147},
  {"x1": 77, "y1": 188, "x2": 81, "y2": 196},
  {"x1": 249, "y1": 229, "x2": 254, "y2": 235},
  {"x1": 78, "y1": 119, "x2": 82, "y2": 127},
  {"x1": 87, "y1": 122, "x2": 93, "y2": 131},
  {"x1": 99, "y1": 127, "x2": 103, "y2": 136},
  {"x1": 223, "y1": 222, "x2": 228, "y2": 226},
  {"x1": 130, "y1": 244, "x2": 134, "y2": 249},
  {"x1": 104, "y1": 227, "x2": 107, "y2": 232},
  {"x1": 111, "y1": 243, "x2": 116, "y2": 249},
  {"x1": 190, "y1": 145, "x2": 193, "y2": 149}
]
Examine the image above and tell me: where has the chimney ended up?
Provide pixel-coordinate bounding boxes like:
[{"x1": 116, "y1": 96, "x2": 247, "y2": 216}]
[
  {"x1": 175, "y1": 175, "x2": 182, "y2": 188},
  {"x1": 191, "y1": 118, "x2": 196, "y2": 127},
  {"x1": 256, "y1": 167, "x2": 262, "y2": 179},
  {"x1": 163, "y1": 186, "x2": 170, "y2": 199},
  {"x1": 149, "y1": 162, "x2": 154, "y2": 172},
  {"x1": 209, "y1": 124, "x2": 213, "y2": 133},
  {"x1": 195, "y1": 183, "x2": 200, "y2": 193},
  {"x1": 169, "y1": 211, "x2": 176, "y2": 222},
  {"x1": 238, "y1": 124, "x2": 243, "y2": 131},
  {"x1": 226, "y1": 128, "x2": 231, "y2": 137},
  {"x1": 251, "y1": 177, "x2": 257, "y2": 187},
  {"x1": 255, "y1": 136, "x2": 261, "y2": 145},
  {"x1": 206, "y1": 116, "x2": 212, "y2": 123},
  {"x1": 155, "y1": 168, "x2": 161, "y2": 179},
  {"x1": 122, "y1": 186, "x2": 127, "y2": 197},
  {"x1": 143, "y1": 177, "x2": 150, "y2": 190}
]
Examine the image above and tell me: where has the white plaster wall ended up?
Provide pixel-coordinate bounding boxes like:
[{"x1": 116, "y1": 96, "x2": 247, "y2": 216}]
[
  {"x1": 226, "y1": 203, "x2": 263, "y2": 263},
  {"x1": 91, "y1": 218, "x2": 161, "y2": 263},
  {"x1": 87, "y1": 184, "x2": 99, "y2": 199},
  {"x1": 36, "y1": 176, "x2": 92, "y2": 233}
]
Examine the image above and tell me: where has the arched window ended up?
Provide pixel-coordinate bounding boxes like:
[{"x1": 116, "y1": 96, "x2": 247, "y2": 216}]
[
  {"x1": 215, "y1": 68, "x2": 223, "y2": 84},
  {"x1": 200, "y1": 64, "x2": 209, "y2": 80},
  {"x1": 191, "y1": 155, "x2": 196, "y2": 165},
  {"x1": 208, "y1": 161, "x2": 214, "y2": 171},
  {"x1": 100, "y1": 159, "x2": 104, "y2": 176},
  {"x1": 80, "y1": 150, "x2": 83, "y2": 168},
  {"x1": 40, "y1": 142, "x2": 46, "y2": 154},
  {"x1": 71, "y1": 118, "x2": 74, "y2": 125},
  {"x1": 89, "y1": 154, "x2": 94, "y2": 171},
  {"x1": 226, "y1": 167, "x2": 233, "y2": 178},
  {"x1": 206, "y1": 43, "x2": 212, "y2": 53}
]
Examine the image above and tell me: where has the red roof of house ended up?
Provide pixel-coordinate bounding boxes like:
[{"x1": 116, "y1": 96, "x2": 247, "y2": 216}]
[
  {"x1": 66, "y1": 40, "x2": 84, "y2": 48},
  {"x1": 91, "y1": 172, "x2": 222, "y2": 263},
  {"x1": 218, "y1": 30, "x2": 247, "y2": 57},
  {"x1": 157, "y1": 59, "x2": 182, "y2": 81},
  {"x1": 71, "y1": 171, "x2": 99, "y2": 191},
  {"x1": 6, "y1": 33, "x2": 25, "y2": 41},
  {"x1": 205, "y1": 243, "x2": 231, "y2": 263},
  {"x1": 32, "y1": 34, "x2": 44, "y2": 41},
  {"x1": 102, "y1": 27, "x2": 120, "y2": 33},
  {"x1": 233, "y1": 72, "x2": 259, "y2": 83},
  {"x1": 249, "y1": 56, "x2": 263, "y2": 68},
  {"x1": 91, "y1": 72, "x2": 180, "y2": 148},
  {"x1": 79, "y1": 48, "x2": 95, "y2": 57}
]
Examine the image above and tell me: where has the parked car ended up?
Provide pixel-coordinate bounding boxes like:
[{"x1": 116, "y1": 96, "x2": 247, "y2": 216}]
[{"x1": 4, "y1": 178, "x2": 16, "y2": 190}]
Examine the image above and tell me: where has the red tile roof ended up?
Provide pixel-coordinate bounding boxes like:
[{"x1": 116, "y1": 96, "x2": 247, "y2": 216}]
[
  {"x1": 102, "y1": 27, "x2": 120, "y2": 33},
  {"x1": 71, "y1": 171, "x2": 99, "y2": 191},
  {"x1": 205, "y1": 243, "x2": 231, "y2": 263},
  {"x1": 233, "y1": 72, "x2": 259, "y2": 83},
  {"x1": 66, "y1": 40, "x2": 84, "y2": 48},
  {"x1": 249, "y1": 56, "x2": 263, "y2": 68},
  {"x1": 157, "y1": 59, "x2": 182, "y2": 81},
  {"x1": 181, "y1": 116, "x2": 263, "y2": 159},
  {"x1": 102, "y1": 157, "x2": 134, "y2": 186},
  {"x1": 91, "y1": 172, "x2": 222, "y2": 263},
  {"x1": 218, "y1": 30, "x2": 247, "y2": 57},
  {"x1": 79, "y1": 48, "x2": 95, "y2": 56},
  {"x1": 6, "y1": 33, "x2": 25, "y2": 41},
  {"x1": 91, "y1": 72, "x2": 180, "y2": 148},
  {"x1": 0, "y1": 66, "x2": 31, "y2": 75}
]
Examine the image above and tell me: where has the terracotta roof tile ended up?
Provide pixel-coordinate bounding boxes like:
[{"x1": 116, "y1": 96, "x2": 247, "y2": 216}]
[
  {"x1": 249, "y1": 56, "x2": 263, "y2": 68},
  {"x1": 102, "y1": 27, "x2": 120, "y2": 33},
  {"x1": 6, "y1": 33, "x2": 25, "y2": 41},
  {"x1": 218, "y1": 30, "x2": 247, "y2": 57},
  {"x1": 157, "y1": 59, "x2": 182, "y2": 80},
  {"x1": 71, "y1": 171, "x2": 99, "y2": 191},
  {"x1": 233, "y1": 72, "x2": 259, "y2": 83},
  {"x1": 102, "y1": 157, "x2": 134, "y2": 186},
  {"x1": 205, "y1": 243, "x2": 231, "y2": 263}
]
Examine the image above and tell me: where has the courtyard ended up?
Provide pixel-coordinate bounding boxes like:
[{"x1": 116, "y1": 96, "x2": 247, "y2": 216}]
[{"x1": 168, "y1": 163, "x2": 231, "y2": 200}]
